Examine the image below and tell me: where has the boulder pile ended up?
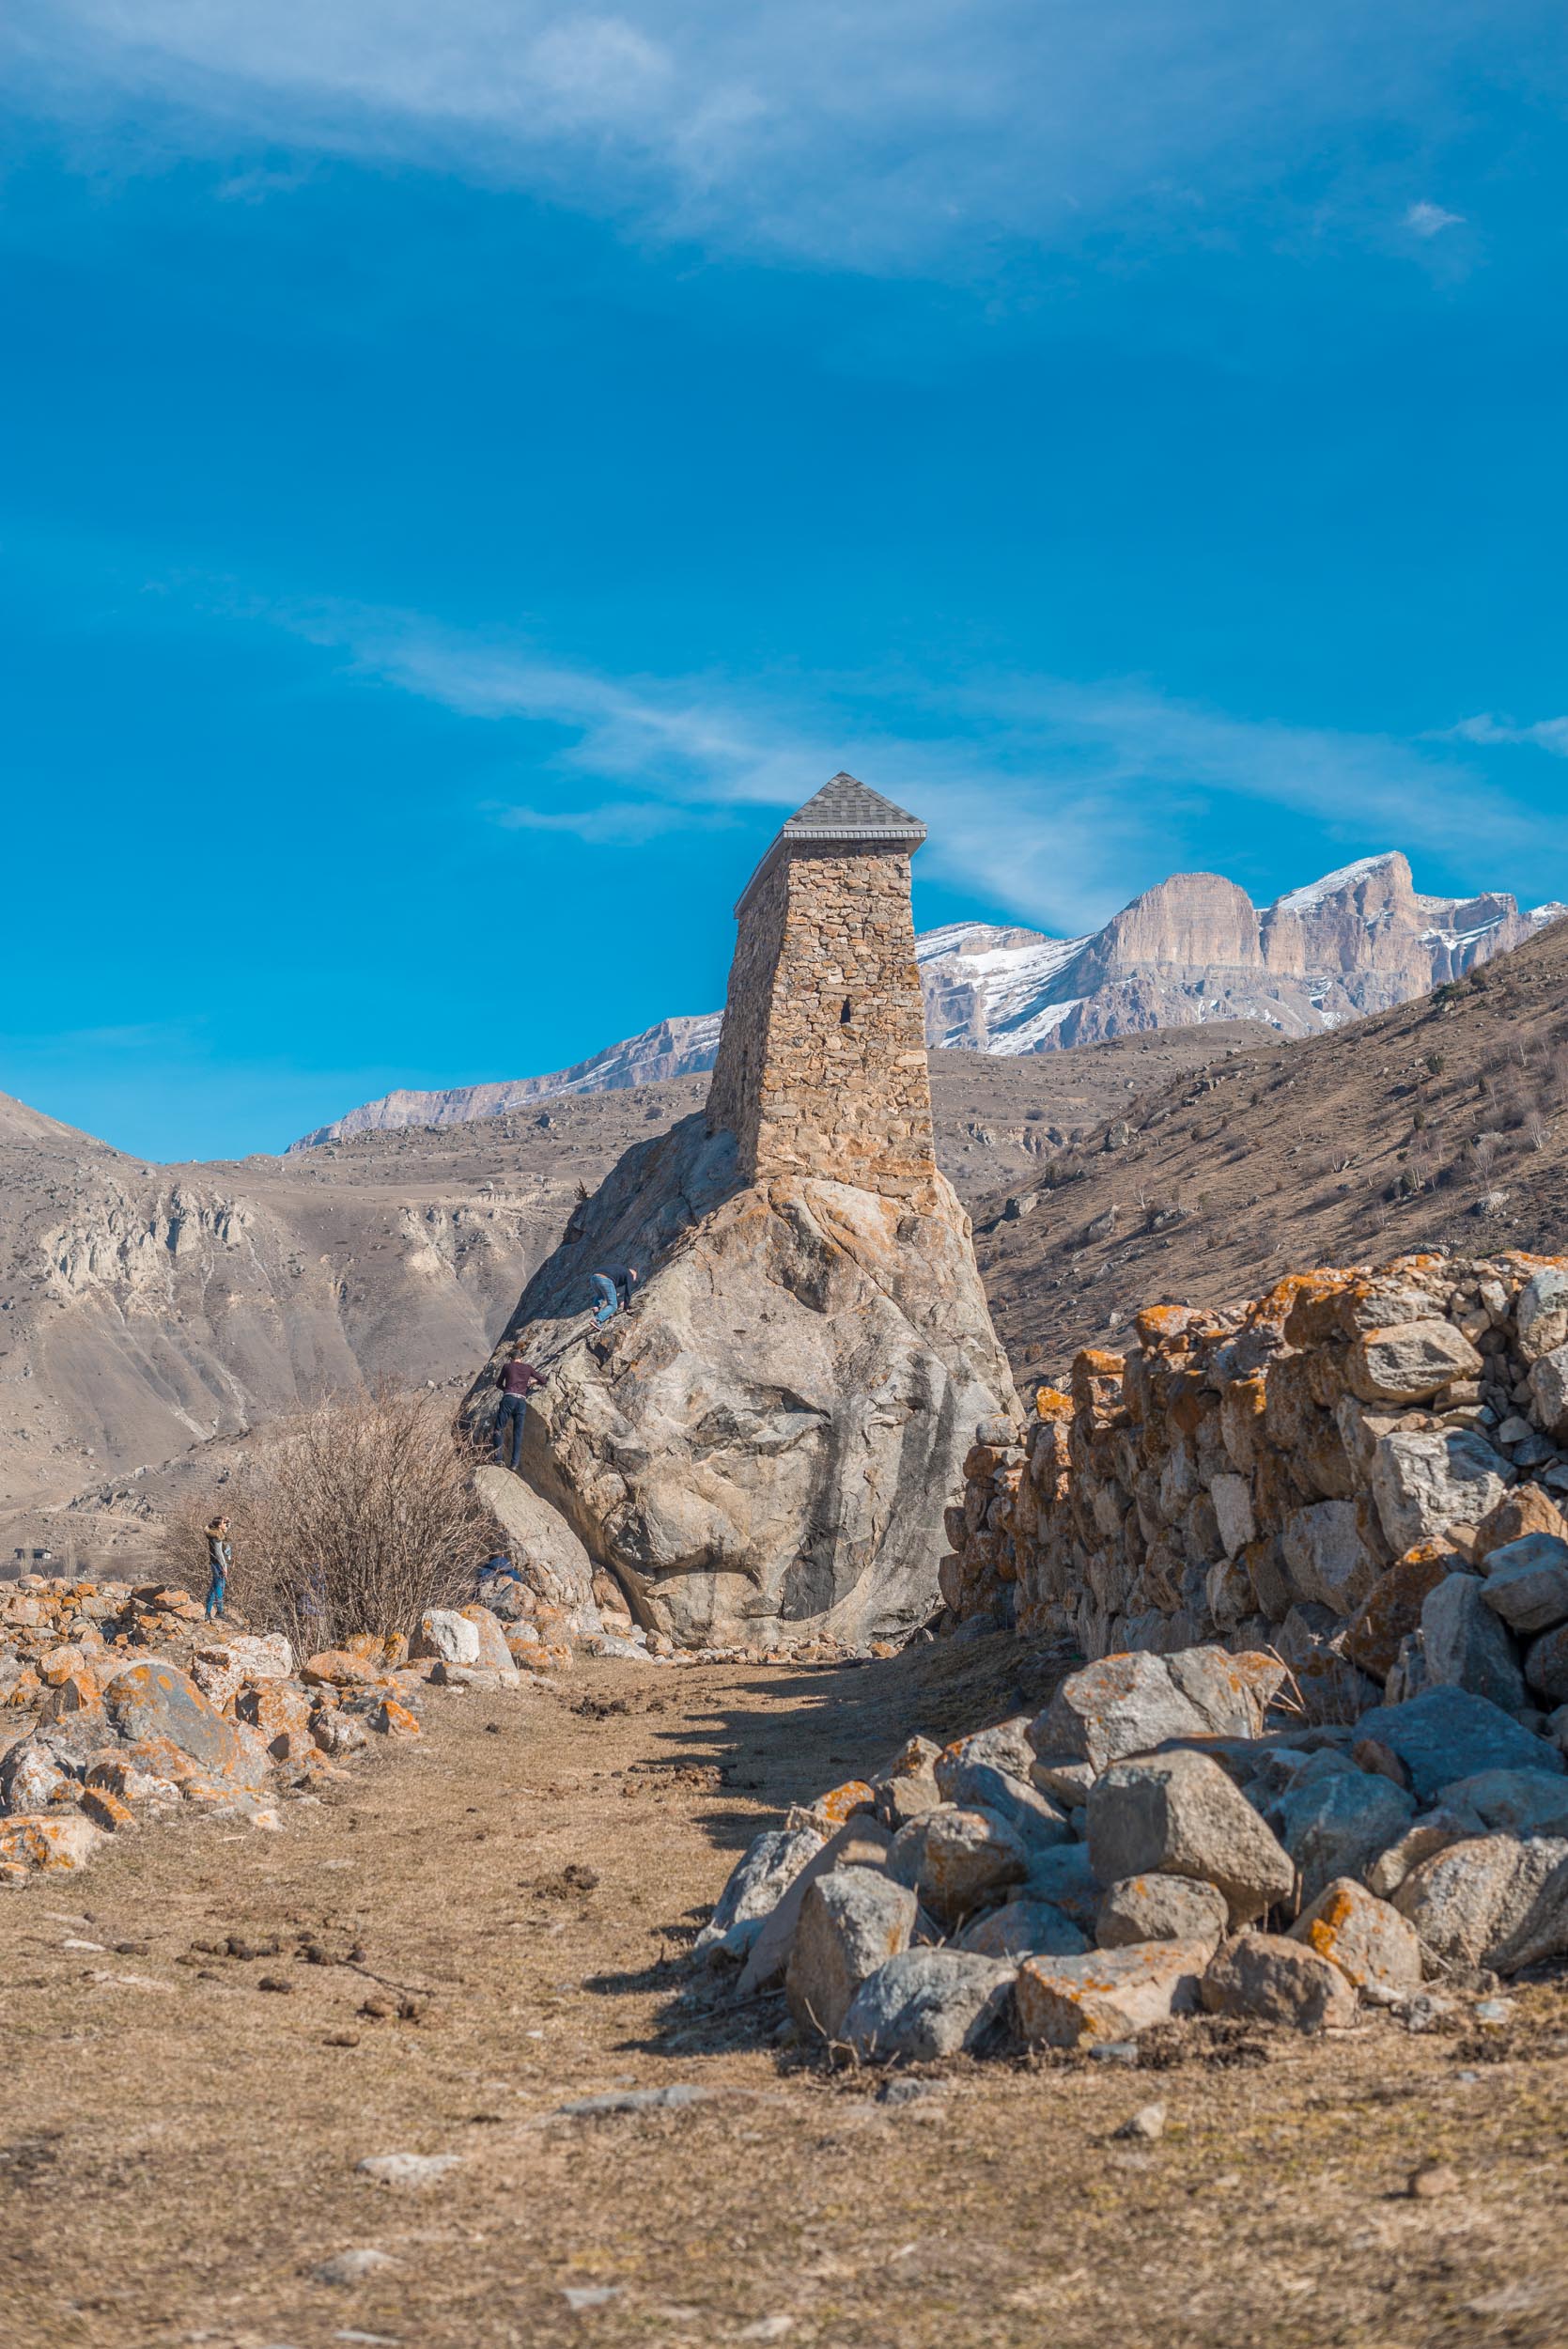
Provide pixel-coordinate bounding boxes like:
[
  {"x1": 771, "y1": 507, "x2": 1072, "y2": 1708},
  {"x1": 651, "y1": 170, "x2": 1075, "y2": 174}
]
[
  {"x1": 942, "y1": 1252, "x2": 1568, "y2": 1735},
  {"x1": 0, "y1": 1576, "x2": 551, "y2": 1886},
  {"x1": 702, "y1": 1640, "x2": 1568, "y2": 2060}
]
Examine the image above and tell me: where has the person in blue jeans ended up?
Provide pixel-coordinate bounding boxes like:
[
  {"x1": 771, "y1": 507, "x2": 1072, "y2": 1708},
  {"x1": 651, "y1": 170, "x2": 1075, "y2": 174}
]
[
  {"x1": 204, "y1": 1516, "x2": 232, "y2": 1620},
  {"x1": 494, "y1": 1347, "x2": 546, "y2": 1470},
  {"x1": 591, "y1": 1262, "x2": 639, "y2": 1325}
]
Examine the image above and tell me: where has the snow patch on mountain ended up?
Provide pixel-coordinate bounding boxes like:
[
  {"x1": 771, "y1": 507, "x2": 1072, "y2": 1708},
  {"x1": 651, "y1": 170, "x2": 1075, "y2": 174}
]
[{"x1": 1270, "y1": 852, "x2": 1402, "y2": 912}]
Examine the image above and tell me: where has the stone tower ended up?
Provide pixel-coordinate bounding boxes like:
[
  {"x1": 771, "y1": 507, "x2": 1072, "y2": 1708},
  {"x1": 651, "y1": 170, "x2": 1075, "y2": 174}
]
[{"x1": 705, "y1": 772, "x2": 937, "y2": 1200}]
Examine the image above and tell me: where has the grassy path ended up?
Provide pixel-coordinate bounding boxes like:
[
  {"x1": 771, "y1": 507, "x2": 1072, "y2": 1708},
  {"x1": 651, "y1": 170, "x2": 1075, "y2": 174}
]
[{"x1": 3, "y1": 1641, "x2": 1567, "y2": 2349}]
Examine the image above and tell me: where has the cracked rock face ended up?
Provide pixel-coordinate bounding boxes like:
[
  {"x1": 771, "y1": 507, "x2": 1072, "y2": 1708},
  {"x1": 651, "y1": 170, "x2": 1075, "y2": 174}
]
[{"x1": 463, "y1": 1115, "x2": 1015, "y2": 1650}]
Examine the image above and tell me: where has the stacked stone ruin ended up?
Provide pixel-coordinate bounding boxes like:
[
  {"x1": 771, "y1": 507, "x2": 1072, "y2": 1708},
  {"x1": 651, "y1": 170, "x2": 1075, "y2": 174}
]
[
  {"x1": 942, "y1": 1252, "x2": 1568, "y2": 1730},
  {"x1": 705, "y1": 771, "x2": 939, "y2": 1204},
  {"x1": 693, "y1": 1251, "x2": 1568, "y2": 2059}
]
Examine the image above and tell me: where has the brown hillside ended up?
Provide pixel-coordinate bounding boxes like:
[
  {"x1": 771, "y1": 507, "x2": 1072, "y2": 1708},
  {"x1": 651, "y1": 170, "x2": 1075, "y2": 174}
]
[{"x1": 970, "y1": 914, "x2": 1568, "y2": 1378}]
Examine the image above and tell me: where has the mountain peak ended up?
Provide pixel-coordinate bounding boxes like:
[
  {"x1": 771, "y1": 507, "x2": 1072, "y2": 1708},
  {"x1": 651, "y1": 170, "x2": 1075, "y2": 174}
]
[{"x1": 1269, "y1": 851, "x2": 1406, "y2": 913}]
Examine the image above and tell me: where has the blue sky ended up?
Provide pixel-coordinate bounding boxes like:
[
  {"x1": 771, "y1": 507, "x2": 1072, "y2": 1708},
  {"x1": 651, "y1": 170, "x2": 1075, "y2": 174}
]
[{"x1": 3, "y1": 0, "x2": 1566, "y2": 1161}]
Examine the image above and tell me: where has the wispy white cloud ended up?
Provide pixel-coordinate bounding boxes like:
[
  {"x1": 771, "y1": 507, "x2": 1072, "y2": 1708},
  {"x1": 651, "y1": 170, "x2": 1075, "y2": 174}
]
[
  {"x1": 4, "y1": 0, "x2": 1545, "y2": 270},
  {"x1": 1441, "y1": 712, "x2": 1568, "y2": 755},
  {"x1": 272, "y1": 600, "x2": 1541, "y2": 930},
  {"x1": 1403, "y1": 199, "x2": 1465, "y2": 238}
]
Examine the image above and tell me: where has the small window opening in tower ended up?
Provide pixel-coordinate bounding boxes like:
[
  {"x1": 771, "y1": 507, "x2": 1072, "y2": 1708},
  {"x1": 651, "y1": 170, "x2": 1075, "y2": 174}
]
[{"x1": 840, "y1": 997, "x2": 852, "y2": 1025}]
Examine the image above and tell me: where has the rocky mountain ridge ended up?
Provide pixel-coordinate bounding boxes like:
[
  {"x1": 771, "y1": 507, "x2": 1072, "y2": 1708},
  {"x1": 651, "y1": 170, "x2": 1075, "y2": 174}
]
[{"x1": 296, "y1": 850, "x2": 1563, "y2": 1145}]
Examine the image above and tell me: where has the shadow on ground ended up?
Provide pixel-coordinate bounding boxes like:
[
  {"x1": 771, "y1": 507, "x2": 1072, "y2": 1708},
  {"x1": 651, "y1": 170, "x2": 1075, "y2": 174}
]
[{"x1": 580, "y1": 1627, "x2": 1079, "y2": 2054}]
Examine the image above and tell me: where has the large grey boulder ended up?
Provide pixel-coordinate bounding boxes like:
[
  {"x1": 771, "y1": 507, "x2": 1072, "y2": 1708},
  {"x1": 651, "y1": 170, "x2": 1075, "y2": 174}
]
[
  {"x1": 1352, "y1": 1688, "x2": 1564, "y2": 1803},
  {"x1": 956, "y1": 1898, "x2": 1088, "y2": 1960},
  {"x1": 102, "y1": 1661, "x2": 271, "y2": 1792},
  {"x1": 841, "y1": 1950, "x2": 1016, "y2": 2061},
  {"x1": 1420, "y1": 1575, "x2": 1529, "y2": 1714},
  {"x1": 917, "y1": 1805, "x2": 1030, "y2": 1922},
  {"x1": 461, "y1": 1117, "x2": 1014, "y2": 1648},
  {"x1": 1202, "y1": 1934, "x2": 1358, "y2": 2031},
  {"x1": 1393, "y1": 1834, "x2": 1568, "y2": 1972},
  {"x1": 1086, "y1": 1750, "x2": 1296, "y2": 1927},
  {"x1": 695, "y1": 1824, "x2": 825, "y2": 1958},
  {"x1": 472, "y1": 1464, "x2": 598, "y2": 1616},
  {"x1": 1095, "y1": 1873, "x2": 1230, "y2": 1953},
  {"x1": 1267, "y1": 1768, "x2": 1414, "y2": 1907},
  {"x1": 1289, "y1": 1878, "x2": 1423, "y2": 2004},
  {"x1": 1347, "y1": 1320, "x2": 1483, "y2": 1405},
  {"x1": 1031, "y1": 1647, "x2": 1281, "y2": 1776},
  {"x1": 785, "y1": 1867, "x2": 917, "y2": 2038},
  {"x1": 1370, "y1": 1427, "x2": 1510, "y2": 1554},
  {"x1": 1515, "y1": 1268, "x2": 1568, "y2": 1364},
  {"x1": 1480, "y1": 1533, "x2": 1568, "y2": 1635}
]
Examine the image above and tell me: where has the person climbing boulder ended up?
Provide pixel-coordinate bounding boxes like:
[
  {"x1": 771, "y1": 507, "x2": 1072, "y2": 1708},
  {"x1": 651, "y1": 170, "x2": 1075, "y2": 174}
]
[
  {"x1": 590, "y1": 1263, "x2": 638, "y2": 1325},
  {"x1": 494, "y1": 1346, "x2": 547, "y2": 1471}
]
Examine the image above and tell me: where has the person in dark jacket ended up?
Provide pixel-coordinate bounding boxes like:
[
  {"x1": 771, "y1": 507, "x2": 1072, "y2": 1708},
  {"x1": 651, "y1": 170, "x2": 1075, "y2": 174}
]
[
  {"x1": 591, "y1": 1262, "x2": 638, "y2": 1325},
  {"x1": 494, "y1": 1347, "x2": 546, "y2": 1471},
  {"x1": 205, "y1": 1516, "x2": 233, "y2": 1621}
]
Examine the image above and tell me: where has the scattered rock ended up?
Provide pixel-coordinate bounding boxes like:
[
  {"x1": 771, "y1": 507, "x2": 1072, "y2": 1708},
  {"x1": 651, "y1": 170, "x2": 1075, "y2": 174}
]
[
  {"x1": 1201, "y1": 1934, "x2": 1358, "y2": 2032},
  {"x1": 313, "y1": 2248, "x2": 395, "y2": 2286},
  {"x1": 841, "y1": 1950, "x2": 1016, "y2": 2061},
  {"x1": 1015, "y1": 1939, "x2": 1210, "y2": 2048},
  {"x1": 1086, "y1": 1750, "x2": 1295, "y2": 1928},
  {"x1": 1112, "y1": 2103, "x2": 1167, "y2": 2142},
  {"x1": 354, "y1": 2153, "x2": 460, "y2": 2188},
  {"x1": 1289, "y1": 1878, "x2": 1423, "y2": 2004},
  {"x1": 1095, "y1": 1873, "x2": 1229, "y2": 1953},
  {"x1": 785, "y1": 1867, "x2": 917, "y2": 2040}
]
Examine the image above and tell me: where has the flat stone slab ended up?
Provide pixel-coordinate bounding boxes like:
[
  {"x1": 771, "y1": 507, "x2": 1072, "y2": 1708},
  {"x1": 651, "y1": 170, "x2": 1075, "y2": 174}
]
[{"x1": 1015, "y1": 1939, "x2": 1211, "y2": 2047}]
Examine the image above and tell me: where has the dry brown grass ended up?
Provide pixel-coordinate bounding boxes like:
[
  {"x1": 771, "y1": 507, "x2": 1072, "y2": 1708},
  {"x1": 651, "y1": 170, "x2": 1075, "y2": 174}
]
[{"x1": 3, "y1": 1638, "x2": 1567, "y2": 2349}]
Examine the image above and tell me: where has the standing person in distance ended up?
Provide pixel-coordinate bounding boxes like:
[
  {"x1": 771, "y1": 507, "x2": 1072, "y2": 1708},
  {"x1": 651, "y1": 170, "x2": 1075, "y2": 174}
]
[{"x1": 204, "y1": 1516, "x2": 233, "y2": 1621}]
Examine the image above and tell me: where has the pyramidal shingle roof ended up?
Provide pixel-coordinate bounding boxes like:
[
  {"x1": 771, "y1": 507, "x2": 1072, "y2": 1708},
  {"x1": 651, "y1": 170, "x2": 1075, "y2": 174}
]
[{"x1": 781, "y1": 771, "x2": 927, "y2": 842}]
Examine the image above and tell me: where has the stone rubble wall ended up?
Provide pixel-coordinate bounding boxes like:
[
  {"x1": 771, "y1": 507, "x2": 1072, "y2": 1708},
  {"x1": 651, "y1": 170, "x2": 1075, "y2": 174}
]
[
  {"x1": 0, "y1": 1575, "x2": 582, "y2": 1885},
  {"x1": 706, "y1": 842, "x2": 937, "y2": 1203},
  {"x1": 942, "y1": 1252, "x2": 1568, "y2": 1724}
]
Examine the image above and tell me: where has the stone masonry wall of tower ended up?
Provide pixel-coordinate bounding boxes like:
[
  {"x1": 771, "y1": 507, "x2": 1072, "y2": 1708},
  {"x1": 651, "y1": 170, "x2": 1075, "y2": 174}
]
[{"x1": 706, "y1": 838, "x2": 937, "y2": 1199}]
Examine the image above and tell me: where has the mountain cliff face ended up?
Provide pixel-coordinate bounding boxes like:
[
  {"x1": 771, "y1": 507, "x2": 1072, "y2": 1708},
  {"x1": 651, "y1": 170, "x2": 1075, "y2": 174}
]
[
  {"x1": 296, "y1": 852, "x2": 1561, "y2": 1146},
  {"x1": 919, "y1": 853, "x2": 1561, "y2": 1054},
  {"x1": 291, "y1": 1014, "x2": 722, "y2": 1148}
]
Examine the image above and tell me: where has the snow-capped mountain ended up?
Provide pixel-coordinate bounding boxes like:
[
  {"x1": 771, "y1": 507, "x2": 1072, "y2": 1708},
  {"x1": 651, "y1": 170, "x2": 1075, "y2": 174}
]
[{"x1": 293, "y1": 851, "x2": 1562, "y2": 1145}]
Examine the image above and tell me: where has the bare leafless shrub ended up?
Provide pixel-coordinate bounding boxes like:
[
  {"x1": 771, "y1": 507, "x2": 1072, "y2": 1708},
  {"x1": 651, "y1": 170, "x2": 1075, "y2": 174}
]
[{"x1": 159, "y1": 1388, "x2": 491, "y2": 1651}]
